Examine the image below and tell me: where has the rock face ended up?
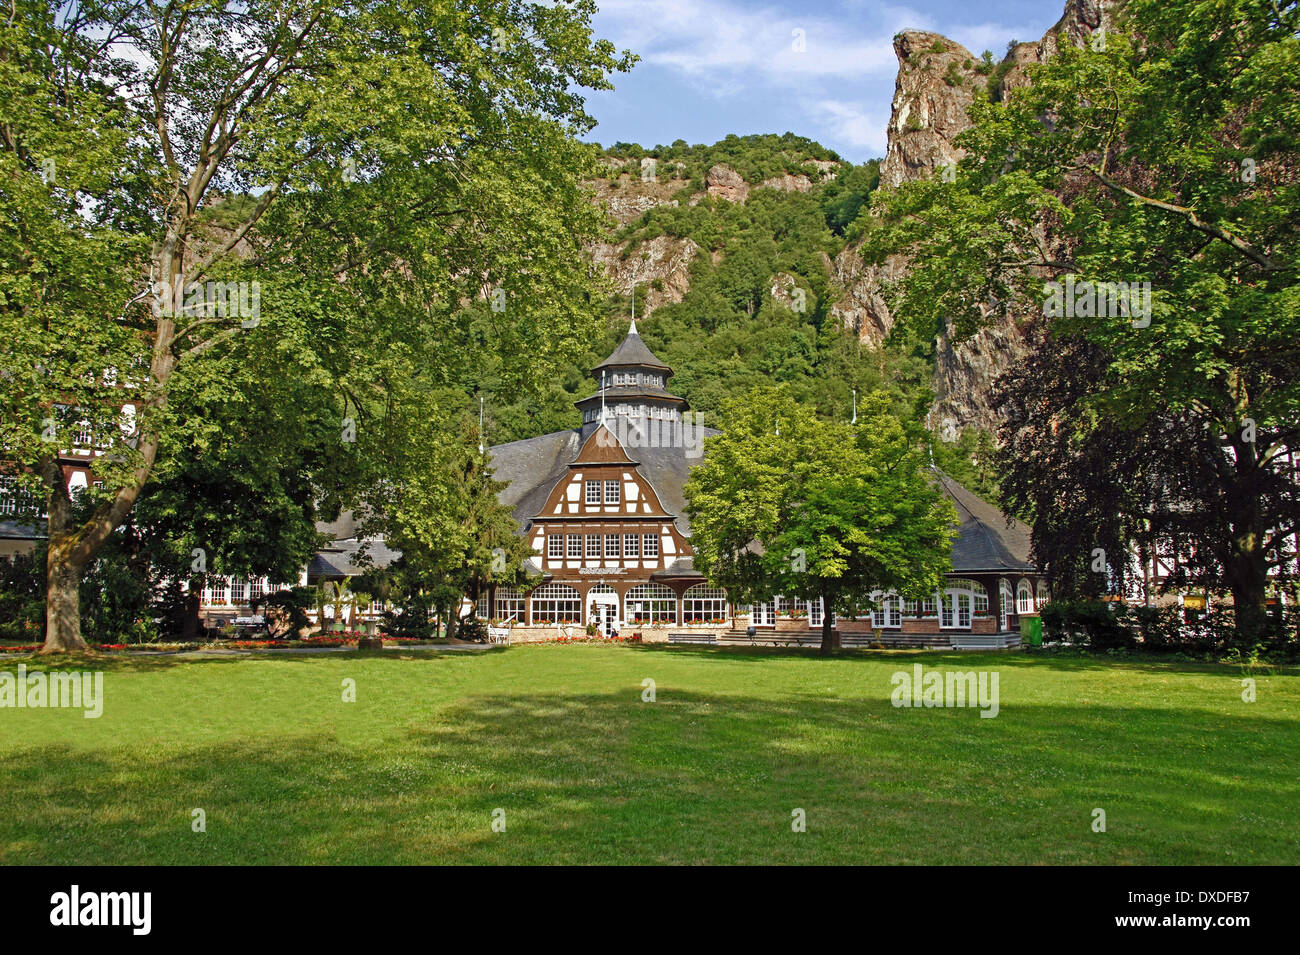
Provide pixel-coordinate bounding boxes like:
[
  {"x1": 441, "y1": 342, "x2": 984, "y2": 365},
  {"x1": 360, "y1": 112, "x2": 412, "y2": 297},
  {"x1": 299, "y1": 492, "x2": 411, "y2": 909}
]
[
  {"x1": 706, "y1": 164, "x2": 750, "y2": 203},
  {"x1": 591, "y1": 172, "x2": 688, "y2": 226},
  {"x1": 758, "y1": 173, "x2": 812, "y2": 193},
  {"x1": 590, "y1": 234, "x2": 700, "y2": 314},
  {"x1": 996, "y1": 0, "x2": 1109, "y2": 99},
  {"x1": 828, "y1": 245, "x2": 904, "y2": 348},
  {"x1": 881, "y1": 32, "x2": 983, "y2": 188},
  {"x1": 830, "y1": 0, "x2": 1112, "y2": 434}
]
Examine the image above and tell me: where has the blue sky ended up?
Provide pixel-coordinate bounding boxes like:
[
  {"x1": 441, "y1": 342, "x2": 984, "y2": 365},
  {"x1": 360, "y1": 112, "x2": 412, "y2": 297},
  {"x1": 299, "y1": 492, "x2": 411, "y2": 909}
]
[{"x1": 581, "y1": 0, "x2": 1066, "y2": 163}]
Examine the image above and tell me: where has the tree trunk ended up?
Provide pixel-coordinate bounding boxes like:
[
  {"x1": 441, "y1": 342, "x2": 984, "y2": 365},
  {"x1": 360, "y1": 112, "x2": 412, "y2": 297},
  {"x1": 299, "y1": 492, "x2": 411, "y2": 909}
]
[
  {"x1": 1224, "y1": 438, "x2": 1271, "y2": 646},
  {"x1": 181, "y1": 588, "x2": 202, "y2": 641},
  {"x1": 41, "y1": 459, "x2": 92, "y2": 653},
  {"x1": 1225, "y1": 550, "x2": 1270, "y2": 646},
  {"x1": 45, "y1": 556, "x2": 89, "y2": 653},
  {"x1": 819, "y1": 586, "x2": 839, "y2": 656}
]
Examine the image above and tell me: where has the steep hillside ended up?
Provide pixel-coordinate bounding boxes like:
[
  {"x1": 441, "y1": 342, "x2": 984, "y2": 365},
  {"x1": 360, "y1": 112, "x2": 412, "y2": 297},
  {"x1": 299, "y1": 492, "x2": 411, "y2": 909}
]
[{"x1": 580, "y1": 1, "x2": 1113, "y2": 439}]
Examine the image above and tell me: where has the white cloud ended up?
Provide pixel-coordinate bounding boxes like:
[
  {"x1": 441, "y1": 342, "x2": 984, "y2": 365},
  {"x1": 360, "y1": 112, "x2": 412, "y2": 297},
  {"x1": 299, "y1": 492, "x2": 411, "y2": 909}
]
[
  {"x1": 809, "y1": 99, "x2": 888, "y2": 154},
  {"x1": 597, "y1": 0, "x2": 909, "y2": 85}
]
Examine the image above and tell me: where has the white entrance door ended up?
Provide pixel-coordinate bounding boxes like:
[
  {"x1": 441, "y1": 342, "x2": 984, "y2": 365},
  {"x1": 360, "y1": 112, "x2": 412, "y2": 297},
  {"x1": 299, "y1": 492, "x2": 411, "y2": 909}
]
[
  {"x1": 752, "y1": 601, "x2": 774, "y2": 627},
  {"x1": 588, "y1": 586, "x2": 619, "y2": 636},
  {"x1": 940, "y1": 590, "x2": 973, "y2": 629}
]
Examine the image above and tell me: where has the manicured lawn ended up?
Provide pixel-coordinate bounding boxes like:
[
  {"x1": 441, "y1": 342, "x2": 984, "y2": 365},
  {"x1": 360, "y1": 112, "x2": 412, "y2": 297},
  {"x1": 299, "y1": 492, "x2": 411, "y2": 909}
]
[{"x1": 1, "y1": 644, "x2": 1296, "y2": 865}]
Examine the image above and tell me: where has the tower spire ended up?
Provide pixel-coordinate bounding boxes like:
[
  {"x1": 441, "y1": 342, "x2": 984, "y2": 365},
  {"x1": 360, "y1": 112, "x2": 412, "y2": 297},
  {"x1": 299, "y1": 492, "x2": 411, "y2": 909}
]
[{"x1": 629, "y1": 282, "x2": 637, "y2": 336}]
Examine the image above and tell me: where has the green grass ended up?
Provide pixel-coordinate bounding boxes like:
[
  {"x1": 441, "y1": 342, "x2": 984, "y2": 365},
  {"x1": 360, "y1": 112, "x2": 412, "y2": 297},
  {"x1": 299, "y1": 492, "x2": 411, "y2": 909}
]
[{"x1": 1, "y1": 645, "x2": 1297, "y2": 864}]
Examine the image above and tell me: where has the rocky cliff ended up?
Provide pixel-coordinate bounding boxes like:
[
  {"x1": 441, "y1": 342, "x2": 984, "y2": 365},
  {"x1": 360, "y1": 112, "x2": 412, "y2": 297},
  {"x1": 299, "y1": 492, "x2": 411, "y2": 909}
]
[
  {"x1": 830, "y1": 0, "x2": 1111, "y2": 434},
  {"x1": 584, "y1": 0, "x2": 1110, "y2": 435}
]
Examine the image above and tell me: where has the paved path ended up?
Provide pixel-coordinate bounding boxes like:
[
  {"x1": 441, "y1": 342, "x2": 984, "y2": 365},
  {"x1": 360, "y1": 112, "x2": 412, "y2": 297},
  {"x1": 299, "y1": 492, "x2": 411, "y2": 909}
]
[{"x1": 116, "y1": 643, "x2": 494, "y2": 659}]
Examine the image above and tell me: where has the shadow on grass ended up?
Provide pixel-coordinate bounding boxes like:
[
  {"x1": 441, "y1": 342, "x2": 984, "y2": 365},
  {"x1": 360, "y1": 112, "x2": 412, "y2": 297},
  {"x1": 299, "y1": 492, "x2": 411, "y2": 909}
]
[
  {"x1": 2, "y1": 683, "x2": 1295, "y2": 866},
  {"x1": 624, "y1": 641, "x2": 1300, "y2": 676}
]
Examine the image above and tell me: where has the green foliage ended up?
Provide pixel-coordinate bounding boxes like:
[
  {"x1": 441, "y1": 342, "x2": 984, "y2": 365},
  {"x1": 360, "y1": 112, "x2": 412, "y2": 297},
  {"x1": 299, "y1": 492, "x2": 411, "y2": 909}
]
[
  {"x1": 0, "y1": 551, "x2": 44, "y2": 641},
  {"x1": 2, "y1": 0, "x2": 633, "y2": 649},
  {"x1": 602, "y1": 133, "x2": 839, "y2": 187},
  {"x1": 1040, "y1": 599, "x2": 1297, "y2": 657},
  {"x1": 684, "y1": 386, "x2": 955, "y2": 649},
  {"x1": 1040, "y1": 599, "x2": 1137, "y2": 650},
  {"x1": 821, "y1": 161, "x2": 881, "y2": 236},
  {"x1": 985, "y1": 55, "x2": 1016, "y2": 100},
  {"x1": 263, "y1": 587, "x2": 315, "y2": 638},
  {"x1": 865, "y1": 3, "x2": 1300, "y2": 641},
  {"x1": 930, "y1": 424, "x2": 1000, "y2": 502},
  {"x1": 357, "y1": 386, "x2": 536, "y2": 632}
]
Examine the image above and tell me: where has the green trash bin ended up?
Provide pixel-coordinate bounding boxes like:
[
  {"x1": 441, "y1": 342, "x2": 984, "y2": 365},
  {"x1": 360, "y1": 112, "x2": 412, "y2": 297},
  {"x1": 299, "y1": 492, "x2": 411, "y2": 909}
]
[{"x1": 1020, "y1": 614, "x2": 1043, "y2": 646}]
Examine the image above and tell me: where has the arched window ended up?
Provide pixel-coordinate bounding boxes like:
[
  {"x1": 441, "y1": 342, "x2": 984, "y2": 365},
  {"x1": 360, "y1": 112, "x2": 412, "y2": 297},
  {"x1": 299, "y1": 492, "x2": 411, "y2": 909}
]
[
  {"x1": 494, "y1": 587, "x2": 525, "y2": 622},
  {"x1": 1000, "y1": 578, "x2": 1014, "y2": 625},
  {"x1": 683, "y1": 585, "x2": 728, "y2": 624},
  {"x1": 625, "y1": 583, "x2": 678, "y2": 624},
  {"x1": 530, "y1": 583, "x2": 582, "y2": 624},
  {"x1": 1017, "y1": 579, "x2": 1034, "y2": 614},
  {"x1": 944, "y1": 579, "x2": 989, "y2": 613},
  {"x1": 1036, "y1": 580, "x2": 1049, "y2": 608}
]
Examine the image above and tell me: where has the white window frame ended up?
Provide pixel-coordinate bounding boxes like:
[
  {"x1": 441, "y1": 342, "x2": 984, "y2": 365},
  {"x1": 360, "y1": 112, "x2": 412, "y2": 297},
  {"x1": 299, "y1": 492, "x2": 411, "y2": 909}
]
[
  {"x1": 625, "y1": 584, "x2": 678, "y2": 625},
  {"x1": 642, "y1": 534, "x2": 659, "y2": 558},
  {"x1": 683, "y1": 585, "x2": 728, "y2": 623},
  {"x1": 604, "y1": 480, "x2": 620, "y2": 505},
  {"x1": 585, "y1": 480, "x2": 601, "y2": 505},
  {"x1": 1017, "y1": 579, "x2": 1034, "y2": 614}
]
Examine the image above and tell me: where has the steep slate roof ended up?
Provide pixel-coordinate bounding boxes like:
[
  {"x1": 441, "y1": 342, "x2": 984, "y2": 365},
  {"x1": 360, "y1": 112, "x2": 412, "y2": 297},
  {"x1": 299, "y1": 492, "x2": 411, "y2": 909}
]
[
  {"x1": 591, "y1": 324, "x2": 672, "y2": 373},
  {"x1": 308, "y1": 536, "x2": 401, "y2": 578},
  {"x1": 488, "y1": 443, "x2": 1031, "y2": 575},
  {"x1": 934, "y1": 470, "x2": 1034, "y2": 573},
  {"x1": 488, "y1": 425, "x2": 721, "y2": 537}
]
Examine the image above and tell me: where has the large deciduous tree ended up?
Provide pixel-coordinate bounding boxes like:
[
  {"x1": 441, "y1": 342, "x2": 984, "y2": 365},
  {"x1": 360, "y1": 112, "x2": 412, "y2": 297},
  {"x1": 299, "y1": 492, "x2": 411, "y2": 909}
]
[
  {"x1": 864, "y1": 1, "x2": 1300, "y2": 641},
  {"x1": 356, "y1": 387, "x2": 535, "y2": 640},
  {"x1": 685, "y1": 388, "x2": 955, "y2": 653},
  {"x1": 0, "y1": 0, "x2": 631, "y2": 651}
]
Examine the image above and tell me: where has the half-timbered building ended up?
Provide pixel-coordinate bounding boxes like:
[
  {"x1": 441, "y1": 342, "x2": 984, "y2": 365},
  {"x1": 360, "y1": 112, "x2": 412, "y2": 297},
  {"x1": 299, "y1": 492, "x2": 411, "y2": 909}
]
[{"x1": 485, "y1": 322, "x2": 1049, "y2": 646}]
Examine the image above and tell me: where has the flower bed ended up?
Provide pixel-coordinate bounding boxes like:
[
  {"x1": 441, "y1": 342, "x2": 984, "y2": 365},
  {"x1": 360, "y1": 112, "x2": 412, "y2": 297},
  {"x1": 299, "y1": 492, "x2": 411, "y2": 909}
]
[
  {"x1": 0, "y1": 634, "x2": 435, "y2": 654},
  {"x1": 536, "y1": 633, "x2": 643, "y2": 645}
]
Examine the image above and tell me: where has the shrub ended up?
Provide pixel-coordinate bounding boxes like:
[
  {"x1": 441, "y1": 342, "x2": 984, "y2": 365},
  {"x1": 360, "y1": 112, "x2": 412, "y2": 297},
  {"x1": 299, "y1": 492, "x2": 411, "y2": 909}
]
[
  {"x1": 1040, "y1": 599, "x2": 1135, "y2": 650},
  {"x1": 458, "y1": 616, "x2": 488, "y2": 643},
  {"x1": 0, "y1": 550, "x2": 45, "y2": 641},
  {"x1": 263, "y1": 587, "x2": 313, "y2": 638}
]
